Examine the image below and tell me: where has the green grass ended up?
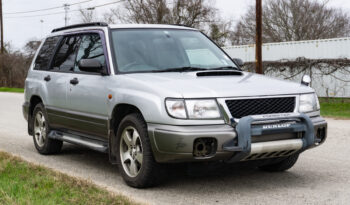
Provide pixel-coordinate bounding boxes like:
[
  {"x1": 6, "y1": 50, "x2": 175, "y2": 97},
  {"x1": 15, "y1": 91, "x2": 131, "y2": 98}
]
[
  {"x1": 0, "y1": 151, "x2": 136, "y2": 205},
  {"x1": 0, "y1": 87, "x2": 24, "y2": 93},
  {"x1": 320, "y1": 98, "x2": 350, "y2": 119}
]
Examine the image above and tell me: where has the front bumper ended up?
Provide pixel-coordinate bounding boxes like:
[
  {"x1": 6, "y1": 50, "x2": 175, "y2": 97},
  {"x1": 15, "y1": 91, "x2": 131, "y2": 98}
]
[{"x1": 148, "y1": 113, "x2": 327, "y2": 163}]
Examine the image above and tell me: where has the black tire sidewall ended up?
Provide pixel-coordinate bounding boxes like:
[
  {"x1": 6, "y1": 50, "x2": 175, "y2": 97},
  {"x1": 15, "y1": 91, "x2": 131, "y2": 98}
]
[
  {"x1": 32, "y1": 103, "x2": 62, "y2": 154},
  {"x1": 116, "y1": 113, "x2": 158, "y2": 188}
]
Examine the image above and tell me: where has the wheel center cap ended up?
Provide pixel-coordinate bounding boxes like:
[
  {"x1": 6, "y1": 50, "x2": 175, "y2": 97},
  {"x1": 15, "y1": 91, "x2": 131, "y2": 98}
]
[{"x1": 131, "y1": 147, "x2": 137, "y2": 158}]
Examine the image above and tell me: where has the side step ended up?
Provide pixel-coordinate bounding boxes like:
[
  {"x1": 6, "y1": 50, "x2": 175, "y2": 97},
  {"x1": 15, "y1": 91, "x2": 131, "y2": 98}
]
[{"x1": 48, "y1": 130, "x2": 108, "y2": 153}]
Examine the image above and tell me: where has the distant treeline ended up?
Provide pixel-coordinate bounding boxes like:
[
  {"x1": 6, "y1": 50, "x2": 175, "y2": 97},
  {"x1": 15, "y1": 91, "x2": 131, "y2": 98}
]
[{"x1": 0, "y1": 41, "x2": 40, "y2": 88}]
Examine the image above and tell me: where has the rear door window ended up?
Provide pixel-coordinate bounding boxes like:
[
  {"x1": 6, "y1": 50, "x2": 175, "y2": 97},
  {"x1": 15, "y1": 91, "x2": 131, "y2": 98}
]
[
  {"x1": 34, "y1": 36, "x2": 60, "y2": 71},
  {"x1": 52, "y1": 35, "x2": 81, "y2": 72}
]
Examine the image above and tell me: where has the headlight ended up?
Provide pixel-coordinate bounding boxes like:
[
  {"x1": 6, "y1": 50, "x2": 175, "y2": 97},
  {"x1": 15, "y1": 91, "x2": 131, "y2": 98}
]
[
  {"x1": 299, "y1": 93, "x2": 319, "y2": 113},
  {"x1": 165, "y1": 99, "x2": 221, "y2": 119},
  {"x1": 186, "y1": 99, "x2": 221, "y2": 119},
  {"x1": 165, "y1": 99, "x2": 187, "y2": 119}
]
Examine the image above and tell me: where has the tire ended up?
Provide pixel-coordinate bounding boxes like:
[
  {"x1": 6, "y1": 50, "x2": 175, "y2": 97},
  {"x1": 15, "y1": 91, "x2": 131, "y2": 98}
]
[
  {"x1": 116, "y1": 113, "x2": 163, "y2": 188},
  {"x1": 259, "y1": 153, "x2": 299, "y2": 172},
  {"x1": 32, "y1": 103, "x2": 63, "y2": 154}
]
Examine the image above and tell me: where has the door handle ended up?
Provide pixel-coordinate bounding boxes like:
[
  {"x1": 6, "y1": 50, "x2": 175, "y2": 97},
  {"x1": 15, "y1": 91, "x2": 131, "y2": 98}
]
[
  {"x1": 70, "y1": 78, "x2": 79, "y2": 85},
  {"x1": 44, "y1": 75, "x2": 51, "y2": 82}
]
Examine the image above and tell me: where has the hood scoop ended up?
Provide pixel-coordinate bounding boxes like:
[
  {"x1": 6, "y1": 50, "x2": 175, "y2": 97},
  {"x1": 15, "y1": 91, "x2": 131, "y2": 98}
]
[{"x1": 196, "y1": 70, "x2": 243, "y2": 77}]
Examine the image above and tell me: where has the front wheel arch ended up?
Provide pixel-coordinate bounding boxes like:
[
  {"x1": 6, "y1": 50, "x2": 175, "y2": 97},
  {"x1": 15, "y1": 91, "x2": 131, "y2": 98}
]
[{"x1": 109, "y1": 104, "x2": 145, "y2": 164}]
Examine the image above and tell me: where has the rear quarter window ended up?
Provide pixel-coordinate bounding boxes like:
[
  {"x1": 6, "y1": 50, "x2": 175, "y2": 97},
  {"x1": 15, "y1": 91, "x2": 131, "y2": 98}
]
[{"x1": 34, "y1": 36, "x2": 60, "y2": 71}]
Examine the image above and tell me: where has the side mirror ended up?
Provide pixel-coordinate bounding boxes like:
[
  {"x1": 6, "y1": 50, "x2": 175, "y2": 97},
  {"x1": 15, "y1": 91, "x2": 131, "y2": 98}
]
[
  {"x1": 78, "y1": 59, "x2": 105, "y2": 74},
  {"x1": 233, "y1": 58, "x2": 244, "y2": 67},
  {"x1": 301, "y1": 75, "x2": 311, "y2": 86}
]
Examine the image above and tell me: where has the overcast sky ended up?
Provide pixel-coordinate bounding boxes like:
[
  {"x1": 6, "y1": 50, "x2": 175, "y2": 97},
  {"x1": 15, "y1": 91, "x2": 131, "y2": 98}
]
[{"x1": 2, "y1": 0, "x2": 350, "y2": 49}]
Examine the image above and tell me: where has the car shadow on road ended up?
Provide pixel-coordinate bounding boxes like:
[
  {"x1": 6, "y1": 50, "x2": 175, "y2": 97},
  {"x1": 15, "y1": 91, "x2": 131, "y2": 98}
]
[
  {"x1": 159, "y1": 162, "x2": 313, "y2": 191},
  {"x1": 59, "y1": 143, "x2": 116, "y2": 170},
  {"x1": 58, "y1": 143, "x2": 318, "y2": 192}
]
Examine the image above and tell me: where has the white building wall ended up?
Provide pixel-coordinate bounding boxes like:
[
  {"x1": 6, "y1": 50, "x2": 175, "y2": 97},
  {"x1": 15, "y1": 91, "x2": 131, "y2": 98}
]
[
  {"x1": 224, "y1": 37, "x2": 350, "y2": 62},
  {"x1": 223, "y1": 38, "x2": 350, "y2": 97}
]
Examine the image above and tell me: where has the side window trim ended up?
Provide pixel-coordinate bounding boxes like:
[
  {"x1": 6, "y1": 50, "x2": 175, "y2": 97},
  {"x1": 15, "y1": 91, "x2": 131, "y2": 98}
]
[
  {"x1": 74, "y1": 33, "x2": 107, "y2": 74},
  {"x1": 72, "y1": 35, "x2": 83, "y2": 72},
  {"x1": 48, "y1": 31, "x2": 110, "y2": 76},
  {"x1": 33, "y1": 36, "x2": 62, "y2": 71},
  {"x1": 47, "y1": 35, "x2": 64, "y2": 71},
  {"x1": 100, "y1": 31, "x2": 112, "y2": 75},
  {"x1": 50, "y1": 34, "x2": 82, "y2": 72}
]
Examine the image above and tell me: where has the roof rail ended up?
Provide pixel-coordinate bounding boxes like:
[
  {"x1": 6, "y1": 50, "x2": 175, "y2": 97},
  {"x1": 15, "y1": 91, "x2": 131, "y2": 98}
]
[{"x1": 51, "y1": 22, "x2": 108, "y2": 33}]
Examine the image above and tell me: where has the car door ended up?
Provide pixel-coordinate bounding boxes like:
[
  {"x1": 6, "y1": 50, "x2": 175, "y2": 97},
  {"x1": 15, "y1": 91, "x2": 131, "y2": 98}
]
[
  {"x1": 32, "y1": 36, "x2": 69, "y2": 128},
  {"x1": 45, "y1": 35, "x2": 82, "y2": 130},
  {"x1": 66, "y1": 33, "x2": 110, "y2": 139}
]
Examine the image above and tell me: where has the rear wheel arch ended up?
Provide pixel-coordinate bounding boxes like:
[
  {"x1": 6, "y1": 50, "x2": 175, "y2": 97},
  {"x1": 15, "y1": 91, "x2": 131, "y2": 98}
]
[
  {"x1": 29, "y1": 95, "x2": 43, "y2": 117},
  {"x1": 28, "y1": 95, "x2": 44, "y2": 135}
]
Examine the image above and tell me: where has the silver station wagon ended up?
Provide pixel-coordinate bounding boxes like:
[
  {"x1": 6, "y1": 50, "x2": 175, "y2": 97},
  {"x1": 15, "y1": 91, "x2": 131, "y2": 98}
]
[{"x1": 22, "y1": 22, "x2": 327, "y2": 188}]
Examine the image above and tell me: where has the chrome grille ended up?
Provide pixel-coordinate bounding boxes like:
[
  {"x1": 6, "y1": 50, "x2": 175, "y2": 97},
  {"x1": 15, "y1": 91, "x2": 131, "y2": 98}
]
[{"x1": 225, "y1": 97, "x2": 295, "y2": 118}]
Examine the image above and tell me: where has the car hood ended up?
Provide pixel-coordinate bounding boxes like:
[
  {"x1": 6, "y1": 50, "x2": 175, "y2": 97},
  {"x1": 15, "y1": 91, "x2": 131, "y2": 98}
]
[{"x1": 118, "y1": 71, "x2": 314, "y2": 98}]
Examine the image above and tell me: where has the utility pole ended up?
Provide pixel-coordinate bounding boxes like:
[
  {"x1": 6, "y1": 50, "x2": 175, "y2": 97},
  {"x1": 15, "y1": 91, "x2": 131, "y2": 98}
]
[
  {"x1": 0, "y1": 0, "x2": 4, "y2": 54},
  {"x1": 64, "y1": 3, "x2": 70, "y2": 26},
  {"x1": 40, "y1": 20, "x2": 44, "y2": 39},
  {"x1": 255, "y1": 0, "x2": 263, "y2": 74}
]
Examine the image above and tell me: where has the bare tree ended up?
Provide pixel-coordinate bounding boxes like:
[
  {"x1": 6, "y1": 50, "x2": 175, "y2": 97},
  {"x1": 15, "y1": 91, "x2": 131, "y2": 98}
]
[
  {"x1": 79, "y1": 8, "x2": 98, "y2": 23},
  {"x1": 100, "y1": 0, "x2": 233, "y2": 45},
  {"x1": 169, "y1": 0, "x2": 216, "y2": 27},
  {"x1": 102, "y1": 11, "x2": 117, "y2": 24},
  {"x1": 104, "y1": 0, "x2": 230, "y2": 28},
  {"x1": 121, "y1": 0, "x2": 170, "y2": 24},
  {"x1": 24, "y1": 39, "x2": 41, "y2": 57},
  {"x1": 0, "y1": 42, "x2": 32, "y2": 88},
  {"x1": 103, "y1": 0, "x2": 216, "y2": 28},
  {"x1": 209, "y1": 20, "x2": 232, "y2": 47},
  {"x1": 231, "y1": 0, "x2": 350, "y2": 45}
]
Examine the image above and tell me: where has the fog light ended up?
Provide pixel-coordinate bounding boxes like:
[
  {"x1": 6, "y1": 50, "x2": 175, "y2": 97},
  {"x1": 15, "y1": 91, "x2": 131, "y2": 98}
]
[{"x1": 193, "y1": 138, "x2": 217, "y2": 158}]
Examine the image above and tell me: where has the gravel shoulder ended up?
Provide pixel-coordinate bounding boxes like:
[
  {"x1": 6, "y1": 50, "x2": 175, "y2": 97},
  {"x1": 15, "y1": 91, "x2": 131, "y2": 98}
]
[{"x1": 0, "y1": 92, "x2": 349, "y2": 205}]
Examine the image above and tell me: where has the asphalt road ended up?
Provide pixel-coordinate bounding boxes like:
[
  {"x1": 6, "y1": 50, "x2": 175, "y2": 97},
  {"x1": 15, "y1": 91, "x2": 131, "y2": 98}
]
[{"x1": 0, "y1": 92, "x2": 349, "y2": 205}]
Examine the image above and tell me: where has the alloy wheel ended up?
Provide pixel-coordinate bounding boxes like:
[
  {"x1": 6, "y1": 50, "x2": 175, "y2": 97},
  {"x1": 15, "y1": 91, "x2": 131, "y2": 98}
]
[
  {"x1": 34, "y1": 111, "x2": 46, "y2": 147},
  {"x1": 120, "y1": 126, "x2": 143, "y2": 177}
]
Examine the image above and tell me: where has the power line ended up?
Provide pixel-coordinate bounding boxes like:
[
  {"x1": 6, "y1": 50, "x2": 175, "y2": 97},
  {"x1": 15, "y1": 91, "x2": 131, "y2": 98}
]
[
  {"x1": 4, "y1": 0, "x2": 93, "y2": 15},
  {"x1": 88, "y1": 0, "x2": 124, "y2": 9},
  {"x1": 5, "y1": 11, "x2": 68, "y2": 19},
  {"x1": 4, "y1": 0, "x2": 125, "y2": 19}
]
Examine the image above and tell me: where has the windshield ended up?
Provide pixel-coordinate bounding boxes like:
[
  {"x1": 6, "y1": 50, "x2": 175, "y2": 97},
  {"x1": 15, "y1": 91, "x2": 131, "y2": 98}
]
[{"x1": 110, "y1": 29, "x2": 237, "y2": 73}]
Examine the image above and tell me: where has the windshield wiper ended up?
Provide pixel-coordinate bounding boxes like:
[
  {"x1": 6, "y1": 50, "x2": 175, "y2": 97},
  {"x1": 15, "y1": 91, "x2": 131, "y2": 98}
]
[
  {"x1": 151, "y1": 67, "x2": 208, "y2": 73},
  {"x1": 208, "y1": 66, "x2": 240, "y2": 71}
]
